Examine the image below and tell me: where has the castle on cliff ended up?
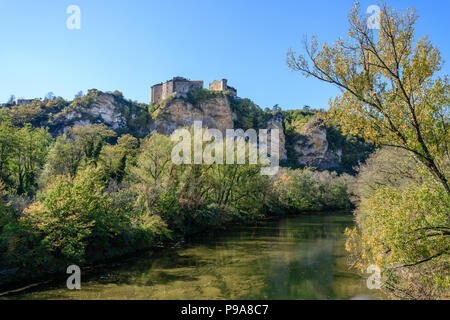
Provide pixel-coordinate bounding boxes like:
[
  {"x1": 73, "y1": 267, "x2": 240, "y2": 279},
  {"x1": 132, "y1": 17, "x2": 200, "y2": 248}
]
[{"x1": 151, "y1": 77, "x2": 237, "y2": 104}]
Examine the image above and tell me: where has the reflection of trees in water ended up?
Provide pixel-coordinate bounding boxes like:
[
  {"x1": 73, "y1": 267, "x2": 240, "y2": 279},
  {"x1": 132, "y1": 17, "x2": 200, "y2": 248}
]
[
  {"x1": 241, "y1": 215, "x2": 350, "y2": 299},
  {"x1": 9, "y1": 213, "x2": 373, "y2": 300},
  {"x1": 257, "y1": 238, "x2": 340, "y2": 299},
  {"x1": 189, "y1": 214, "x2": 358, "y2": 299}
]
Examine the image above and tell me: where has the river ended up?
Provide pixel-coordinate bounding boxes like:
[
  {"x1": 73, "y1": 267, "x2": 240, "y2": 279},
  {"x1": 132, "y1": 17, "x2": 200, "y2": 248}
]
[{"x1": 2, "y1": 212, "x2": 383, "y2": 300}]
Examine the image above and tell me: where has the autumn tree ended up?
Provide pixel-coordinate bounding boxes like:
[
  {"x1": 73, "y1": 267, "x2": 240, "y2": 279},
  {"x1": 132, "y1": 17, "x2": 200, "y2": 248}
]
[
  {"x1": 288, "y1": 3, "x2": 450, "y2": 298},
  {"x1": 346, "y1": 147, "x2": 449, "y2": 299},
  {"x1": 287, "y1": 3, "x2": 449, "y2": 194}
]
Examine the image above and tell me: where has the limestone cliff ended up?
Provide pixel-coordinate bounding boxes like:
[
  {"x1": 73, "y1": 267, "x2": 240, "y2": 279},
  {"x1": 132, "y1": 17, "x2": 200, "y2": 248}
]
[
  {"x1": 52, "y1": 92, "x2": 342, "y2": 169},
  {"x1": 151, "y1": 97, "x2": 289, "y2": 161},
  {"x1": 265, "y1": 112, "x2": 287, "y2": 160},
  {"x1": 6, "y1": 88, "x2": 371, "y2": 171},
  {"x1": 62, "y1": 93, "x2": 125, "y2": 130},
  {"x1": 51, "y1": 90, "x2": 152, "y2": 137},
  {"x1": 151, "y1": 96, "x2": 235, "y2": 134},
  {"x1": 289, "y1": 117, "x2": 342, "y2": 170}
]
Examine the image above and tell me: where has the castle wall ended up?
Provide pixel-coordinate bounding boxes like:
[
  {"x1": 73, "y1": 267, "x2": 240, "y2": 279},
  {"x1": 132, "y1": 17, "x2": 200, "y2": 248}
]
[
  {"x1": 151, "y1": 84, "x2": 162, "y2": 104},
  {"x1": 153, "y1": 77, "x2": 228, "y2": 104},
  {"x1": 174, "y1": 80, "x2": 203, "y2": 97},
  {"x1": 209, "y1": 79, "x2": 226, "y2": 91},
  {"x1": 161, "y1": 81, "x2": 174, "y2": 101},
  {"x1": 16, "y1": 99, "x2": 33, "y2": 106},
  {"x1": 209, "y1": 79, "x2": 237, "y2": 96}
]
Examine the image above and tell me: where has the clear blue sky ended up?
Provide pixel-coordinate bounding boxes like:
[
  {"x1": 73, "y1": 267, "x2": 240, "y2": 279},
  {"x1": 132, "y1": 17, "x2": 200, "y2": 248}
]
[{"x1": 1, "y1": 0, "x2": 449, "y2": 109}]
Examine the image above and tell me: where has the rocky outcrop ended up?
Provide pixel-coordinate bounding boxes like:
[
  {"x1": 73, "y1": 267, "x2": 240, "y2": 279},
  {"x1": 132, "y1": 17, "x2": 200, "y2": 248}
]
[
  {"x1": 151, "y1": 96, "x2": 235, "y2": 134},
  {"x1": 55, "y1": 91, "x2": 340, "y2": 169},
  {"x1": 265, "y1": 112, "x2": 287, "y2": 160},
  {"x1": 51, "y1": 90, "x2": 152, "y2": 137},
  {"x1": 9, "y1": 88, "x2": 349, "y2": 170},
  {"x1": 62, "y1": 93, "x2": 126, "y2": 130},
  {"x1": 291, "y1": 117, "x2": 342, "y2": 169}
]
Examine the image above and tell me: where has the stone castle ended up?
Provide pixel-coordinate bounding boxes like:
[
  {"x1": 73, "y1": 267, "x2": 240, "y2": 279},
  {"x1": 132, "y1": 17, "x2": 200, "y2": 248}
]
[
  {"x1": 151, "y1": 77, "x2": 237, "y2": 104},
  {"x1": 209, "y1": 79, "x2": 237, "y2": 96}
]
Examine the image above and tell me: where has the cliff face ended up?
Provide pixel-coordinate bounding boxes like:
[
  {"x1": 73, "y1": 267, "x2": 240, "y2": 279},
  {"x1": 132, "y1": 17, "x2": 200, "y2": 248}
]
[
  {"x1": 62, "y1": 93, "x2": 125, "y2": 130},
  {"x1": 6, "y1": 89, "x2": 352, "y2": 170},
  {"x1": 51, "y1": 90, "x2": 152, "y2": 137},
  {"x1": 151, "y1": 96, "x2": 235, "y2": 135},
  {"x1": 265, "y1": 112, "x2": 287, "y2": 160},
  {"x1": 151, "y1": 98, "x2": 342, "y2": 168},
  {"x1": 290, "y1": 117, "x2": 342, "y2": 170},
  {"x1": 152, "y1": 98, "x2": 290, "y2": 161}
]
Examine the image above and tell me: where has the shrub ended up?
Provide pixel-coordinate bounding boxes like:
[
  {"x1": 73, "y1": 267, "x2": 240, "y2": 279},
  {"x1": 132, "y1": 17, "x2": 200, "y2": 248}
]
[{"x1": 346, "y1": 148, "x2": 450, "y2": 299}]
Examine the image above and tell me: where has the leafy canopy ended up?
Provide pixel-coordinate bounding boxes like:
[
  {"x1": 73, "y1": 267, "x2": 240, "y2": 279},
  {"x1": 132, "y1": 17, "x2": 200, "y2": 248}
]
[{"x1": 287, "y1": 3, "x2": 449, "y2": 193}]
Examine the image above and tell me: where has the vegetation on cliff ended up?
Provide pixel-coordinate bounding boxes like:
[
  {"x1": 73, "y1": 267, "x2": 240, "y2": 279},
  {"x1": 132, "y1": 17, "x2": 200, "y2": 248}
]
[
  {"x1": 0, "y1": 89, "x2": 152, "y2": 138},
  {"x1": 282, "y1": 109, "x2": 375, "y2": 173}
]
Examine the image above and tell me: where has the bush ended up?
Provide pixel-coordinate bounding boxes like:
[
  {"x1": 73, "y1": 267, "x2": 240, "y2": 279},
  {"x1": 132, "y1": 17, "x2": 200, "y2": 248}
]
[
  {"x1": 346, "y1": 148, "x2": 450, "y2": 299},
  {"x1": 228, "y1": 96, "x2": 266, "y2": 130},
  {"x1": 275, "y1": 168, "x2": 353, "y2": 212}
]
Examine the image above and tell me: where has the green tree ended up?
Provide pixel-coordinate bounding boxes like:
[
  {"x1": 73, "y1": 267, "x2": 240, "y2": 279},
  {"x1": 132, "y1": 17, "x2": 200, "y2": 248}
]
[
  {"x1": 0, "y1": 180, "x2": 11, "y2": 229},
  {"x1": 43, "y1": 125, "x2": 116, "y2": 182},
  {"x1": 43, "y1": 135, "x2": 82, "y2": 179},
  {"x1": 229, "y1": 97, "x2": 266, "y2": 130},
  {"x1": 67, "y1": 124, "x2": 116, "y2": 166},
  {"x1": 0, "y1": 120, "x2": 17, "y2": 186},
  {"x1": 10, "y1": 125, "x2": 52, "y2": 195},
  {"x1": 99, "y1": 134, "x2": 139, "y2": 183},
  {"x1": 23, "y1": 166, "x2": 131, "y2": 264},
  {"x1": 130, "y1": 133, "x2": 175, "y2": 217}
]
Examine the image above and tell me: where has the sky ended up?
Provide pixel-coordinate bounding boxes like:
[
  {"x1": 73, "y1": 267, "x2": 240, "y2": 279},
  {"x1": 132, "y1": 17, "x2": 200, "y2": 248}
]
[{"x1": 0, "y1": 0, "x2": 449, "y2": 110}]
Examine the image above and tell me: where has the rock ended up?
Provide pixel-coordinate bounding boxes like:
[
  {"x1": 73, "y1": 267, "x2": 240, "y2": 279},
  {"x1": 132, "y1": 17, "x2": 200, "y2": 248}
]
[
  {"x1": 12, "y1": 87, "x2": 350, "y2": 170},
  {"x1": 90, "y1": 93, "x2": 127, "y2": 130},
  {"x1": 152, "y1": 96, "x2": 234, "y2": 134},
  {"x1": 292, "y1": 117, "x2": 342, "y2": 169},
  {"x1": 52, "y1": 90, "x2": 152, "y2": 137},
  {"x1": 265, "y1": 111, "x2": 287, "y2": 160},
  {"x1": 59, "y1": 92, "x2": 126, "y2": 132}
]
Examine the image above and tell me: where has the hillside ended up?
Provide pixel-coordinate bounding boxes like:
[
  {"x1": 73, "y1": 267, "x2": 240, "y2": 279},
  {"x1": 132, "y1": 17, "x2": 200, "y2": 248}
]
[{"x1": 0, "y1": 88, "x2": 373, "y2": 174}]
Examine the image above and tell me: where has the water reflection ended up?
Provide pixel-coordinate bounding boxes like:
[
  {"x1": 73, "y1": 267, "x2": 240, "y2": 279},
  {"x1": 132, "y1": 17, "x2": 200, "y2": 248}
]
[{"x1": 3, "y1": 213, "x2": 383, "y2": 300}]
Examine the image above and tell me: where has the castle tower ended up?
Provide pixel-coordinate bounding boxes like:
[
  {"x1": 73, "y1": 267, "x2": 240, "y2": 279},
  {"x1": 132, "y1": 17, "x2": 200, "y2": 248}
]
[{"x1": 209, "y1": 79, "x2": 237, "y2": 96}]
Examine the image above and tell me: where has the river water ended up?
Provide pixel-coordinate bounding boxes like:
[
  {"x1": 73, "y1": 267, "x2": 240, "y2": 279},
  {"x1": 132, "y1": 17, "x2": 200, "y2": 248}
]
[{"x1": 3, "y1": 212, "x2": 383, "y2": 300}]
